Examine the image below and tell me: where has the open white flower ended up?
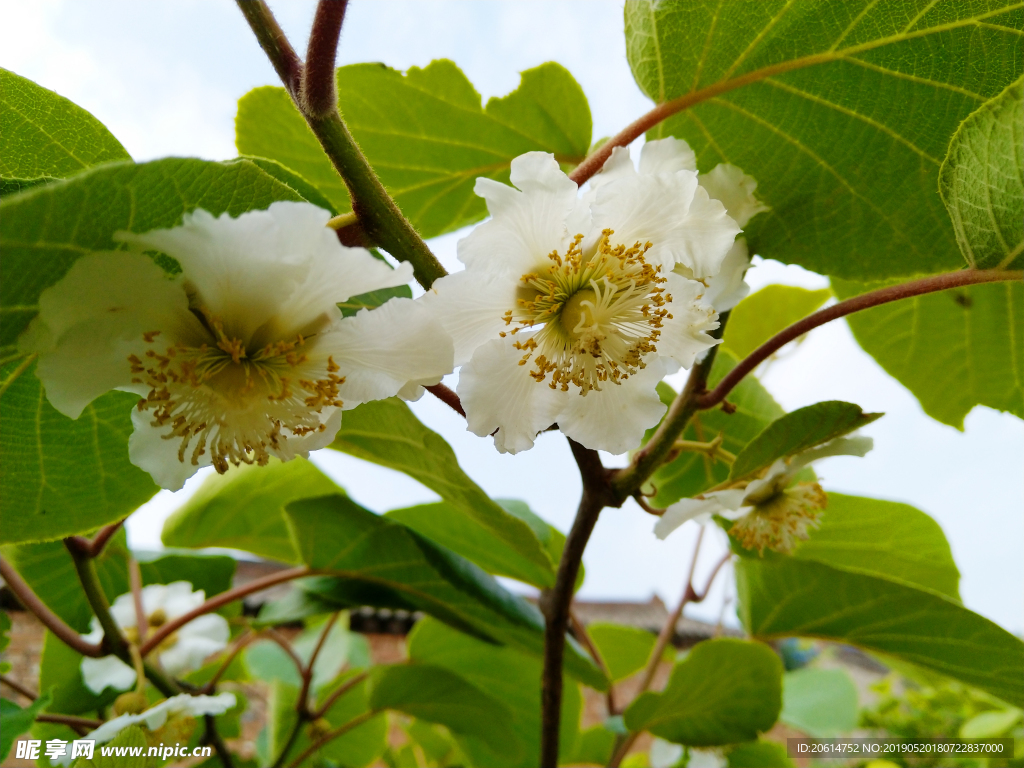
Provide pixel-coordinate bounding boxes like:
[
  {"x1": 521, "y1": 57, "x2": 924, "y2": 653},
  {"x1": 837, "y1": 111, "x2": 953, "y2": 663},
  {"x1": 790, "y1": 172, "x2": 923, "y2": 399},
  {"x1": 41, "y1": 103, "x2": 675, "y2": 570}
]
[
  {"x1": 428, "y1": 141, "x2": 740, "y2": 454},
  {"x1": 80, "y1": 581, "x2": 229, "y2": 694},
  {"x1": 20, "y1": 202, "x2": 454, "y2": 490},
  {"x1": 654, "y1": 435, "x2": 873, "y2": 552}
]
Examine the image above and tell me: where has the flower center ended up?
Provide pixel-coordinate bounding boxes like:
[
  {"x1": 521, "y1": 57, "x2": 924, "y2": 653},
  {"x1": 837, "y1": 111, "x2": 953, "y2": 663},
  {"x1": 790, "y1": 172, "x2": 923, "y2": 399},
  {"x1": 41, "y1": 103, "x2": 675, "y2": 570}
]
[
  {"x1": 122, "y1": 610, "x2": 178, "y2": 652},
  {"x1": 128, "y1": 310, "x2": 345, "y2": 473},
  {"x1": 502, "y1": 230, "x2": 671, "y2": 394}
]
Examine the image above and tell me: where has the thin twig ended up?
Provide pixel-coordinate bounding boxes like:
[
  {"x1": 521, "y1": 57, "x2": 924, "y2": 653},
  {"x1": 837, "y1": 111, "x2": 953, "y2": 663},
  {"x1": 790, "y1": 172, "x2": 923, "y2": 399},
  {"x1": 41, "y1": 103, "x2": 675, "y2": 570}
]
[
  {"x1": 569, "y1": 613, "x2": 616, "y2": 716},
  {"x1": 696, "y1": 269, "x2": 1022, "y2": 410},
  {"x1": 202, "y1": 630, "x2": 259, "y2": 694},
  {"x1": 264, "y1": 628, "x2": 307, "y2": 680},
  {"x1": 298, "y1": 612, "x2": 340, "y2": 713},
  {"x1": 285, "y1": 711, "x2": 377, "y2": 768},
  {"x1": 539, "y1": 438, "x2": 617, "y2": 768},
  {"x1": 1, "y1": 673, "x2": 37, "y2": 700},
  {"x1": 309, "y1": 671, "x2": 370, "y2": 720},
  {"x1": 425, "y1": 382, "x2": 466, "y2": 417},
  {"x1": 140, "y1": 566, "x2": 310, "y2": 657},
  {"x1": 0, "y1": 557, "x2": 103, "y2": 658},
  {"x1": 235, "y1": 0, "x2": 302, "y2": 94},
  {"x1": 37, "y1": 713, "x2": 103, "y2": 730},
  {"x1": 301, "y1": 0, "x2": 348, "y2": 116},
  {"x1": 128, "y1": 556, "x2": 147, "y2": 645},
  {"x1": 203, "y1": 714, "x2": 236, "y2": 768},
  {"x1": 66, "y1": 519, "x2": 126, "y2": 559}
]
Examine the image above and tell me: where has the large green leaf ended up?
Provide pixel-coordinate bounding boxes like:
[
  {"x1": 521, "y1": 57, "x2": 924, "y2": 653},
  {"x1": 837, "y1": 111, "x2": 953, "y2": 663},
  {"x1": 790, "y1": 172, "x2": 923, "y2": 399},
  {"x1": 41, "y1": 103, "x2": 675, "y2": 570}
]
[
  {"x1": 0, "y1": 68, "x2": 130, "y2": 180},
  {"x1": 236, "y1": 60, "x2": 591, "y2": 238},
  {"x1": 385, "y1": 498, "x2": 572, "y2": 590},
  {"x1": 407, "y1": 617, "x2": 584, "y2": 767},
  {"x1": 0, "y1": 691, "x2": 52, "y2": 763},
  {"x1": 722, "y1": 285, "x2": 832, "y2": 360},
  {"x1": 330, "y1": 398, "x2": 554, "y2": 586},
  {"x1": 780, "y1": 668, "x2": 859, "y2": 737},
  {"x1": 285, "y1": 494, "x2": 606, "y2": 690},
  {"x1": 833, "y1": 277, "x2": 1024, "y2": 427},
  {"x1": 626, "y1": 0, "x2": 1024, "y2": 279},
  {"x1": 624, "y1": 638, "x2": 783, "y2": 746},
  {"x1": 647, "y1": 350, "x2": 784, "y2": 507},
  {"x1": 161, "y1": 458, "x2": 342, "y2": 563},
  {"x1": 729, "y1": 401, "x2": 881, "y2": 481},
  {"x1": 587, "y1": 622, "x2": 659, "y2": 683},
  {"x1": 38, "y1": 630, "x2": 117, "y2": 716},
  {"x1": 939, "y1": 77, "x2": 1024, "y2": 270},
  {"x1": 0, "y1": 158, "x2": 304, "y2": 542},
  {"x1": 735, "y1": 556, "x2": 1024, "y2": 705},
  {"x1": 796, "y1": 493, "x2": 960, "y2": 600},
  {"x1": 369, "y1": 665, "x2": 515, "y2": 757}
]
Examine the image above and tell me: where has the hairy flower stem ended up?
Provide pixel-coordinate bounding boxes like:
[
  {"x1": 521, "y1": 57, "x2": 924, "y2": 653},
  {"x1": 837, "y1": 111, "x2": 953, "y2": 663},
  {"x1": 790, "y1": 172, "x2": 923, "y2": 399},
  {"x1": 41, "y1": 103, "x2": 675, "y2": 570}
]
[
  {"x1": 64, "y1": 540, "x2": 181, "y2": 698},
  {"x1": 235, "y1": 0, "x2": 447, "y2": 289},
  {"x1": 539, "y1": 439, "x2": 618, "y2": 767}
]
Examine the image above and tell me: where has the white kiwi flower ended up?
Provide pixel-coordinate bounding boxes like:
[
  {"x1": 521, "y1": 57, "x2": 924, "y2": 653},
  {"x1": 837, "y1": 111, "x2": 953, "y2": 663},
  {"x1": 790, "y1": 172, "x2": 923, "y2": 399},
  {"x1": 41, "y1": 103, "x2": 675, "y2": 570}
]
[
  {"x1": 19, "y1": 202, "x2": 454, "y2": 490},
  {"x1": 80, "y1": 581, "x2": 230, "y2": 694},
  {"x1": 427, "y1": 139, "x2": 743, "y2": 455},
  {"x1": 654, "y1": 435, "x2": 873, "y2": 553}
]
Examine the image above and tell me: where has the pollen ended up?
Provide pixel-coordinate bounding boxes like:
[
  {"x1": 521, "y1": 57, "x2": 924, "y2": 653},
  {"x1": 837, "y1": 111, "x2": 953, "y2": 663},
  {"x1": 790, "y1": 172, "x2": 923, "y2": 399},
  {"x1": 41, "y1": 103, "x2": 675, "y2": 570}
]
[
  {"x1": 130, "y1": 314, "x2": 345, "y2": 475},
  {"x1": 730, "y1": 482, "x2": 827, "y2": 554},
  {"x1": 505, "y1": 230, "x2": 669, "y2": 394}
]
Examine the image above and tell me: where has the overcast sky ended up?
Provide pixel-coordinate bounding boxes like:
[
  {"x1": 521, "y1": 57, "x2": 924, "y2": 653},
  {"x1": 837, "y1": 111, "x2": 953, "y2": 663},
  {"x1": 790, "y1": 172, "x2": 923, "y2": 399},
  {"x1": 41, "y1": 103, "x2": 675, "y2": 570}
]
[{"x1": 2, "y1": 0, "x2": 1020, "y2": 632}]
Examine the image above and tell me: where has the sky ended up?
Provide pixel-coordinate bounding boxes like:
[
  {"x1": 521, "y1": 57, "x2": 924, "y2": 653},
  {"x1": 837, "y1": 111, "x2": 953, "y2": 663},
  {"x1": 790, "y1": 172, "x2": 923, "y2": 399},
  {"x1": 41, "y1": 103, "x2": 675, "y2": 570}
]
[{"x1": 2, "y1": 0, "x2": 1021, "y2": 633}]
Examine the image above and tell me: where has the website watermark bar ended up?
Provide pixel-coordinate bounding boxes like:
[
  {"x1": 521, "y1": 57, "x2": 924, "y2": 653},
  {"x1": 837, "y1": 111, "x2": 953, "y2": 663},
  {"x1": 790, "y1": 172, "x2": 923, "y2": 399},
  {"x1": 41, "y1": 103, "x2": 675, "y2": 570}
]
[
  {"x1": 787, "y1": 738, "x2": 1014, "y2": 759},
  {"x1": 15, "y1": 739, "x2": 213, "y2": 761}
]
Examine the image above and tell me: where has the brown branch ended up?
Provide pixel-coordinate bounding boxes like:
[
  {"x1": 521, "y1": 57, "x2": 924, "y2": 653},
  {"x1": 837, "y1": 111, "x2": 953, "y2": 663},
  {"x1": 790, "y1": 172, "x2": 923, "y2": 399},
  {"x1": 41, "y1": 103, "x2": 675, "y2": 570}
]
[
  {"x1": 301, "y1": 0, "x2": 348, "y2": 116},
  {"x1": 128, "y1": 556, "x2": 147, "y2": 645},
  {"x1": 37, "y1": 713, "x2": 103, "y2": 730},
  {"x1": 309, "y1": 670, "x2": 370, "y2": 719},
  {"x1": 696, "y1": 269, "x2": 1022, "y2": 410},
  {"x1": 425, "y1": 382, "x2": 466, "y2": 417},
  {"x1": 66, "y1": 519, "x2": 126, "y2": 559},
  {"x1": 139, "y1": 566, "x2": 311, "y2": 657},
  {"x1": 1, "y1": 673, "x2": 37, "y2": 700},
  {"x1": 203, "y1": 713, "x2": 236, "y2": 768},
  {"x1": 202, "y1": 630, "x2": 259, "y2": 694},
  {"x1": 539, "y1": 438, "x2": 617, "y2": 768},
  {"x1": 236, "y1": 0, "x2": 302, "y2": 94},
  {"x1": 0, "y1": 557, "x2": 104, "y2": 658},
  {"x1": 297, "y1": 612, "x2": 340, "y2": 713}
]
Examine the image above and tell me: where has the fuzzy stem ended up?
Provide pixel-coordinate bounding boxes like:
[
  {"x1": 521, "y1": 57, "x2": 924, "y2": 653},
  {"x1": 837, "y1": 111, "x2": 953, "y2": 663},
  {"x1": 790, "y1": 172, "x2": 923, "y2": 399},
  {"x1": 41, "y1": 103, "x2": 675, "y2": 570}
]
[
  {"x1": 301, "y1": 0, "x2": 348, "y2": 116},
  {"x1": 0, "y1": 557, "x2": 104, "y2": 658},
  {"x1": 236, "y1": 0, "x2": 302, "y2": 93},
  {"x1": 425, "y1": 382, "x2": 466, "y2": 417}
]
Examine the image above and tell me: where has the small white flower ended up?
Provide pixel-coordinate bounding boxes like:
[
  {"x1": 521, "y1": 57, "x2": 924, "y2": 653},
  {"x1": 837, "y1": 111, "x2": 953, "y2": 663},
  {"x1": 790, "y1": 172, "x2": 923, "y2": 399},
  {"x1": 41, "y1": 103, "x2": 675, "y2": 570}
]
[
  {"x1": 80, "y1": 581, "x2": 229, "y2": 694},
  {"x1": 20, "y1": 202, "x2": 454, "y2": 490},
  {"x1": 428, "y1": 141, "x2": 741, "y2": 454},
  {"x1": 654, "y1": 435, "x2": 873, "y2": 552},
  {"x1": 54, "y1": 692, "x2": 236, "y2": 764}
]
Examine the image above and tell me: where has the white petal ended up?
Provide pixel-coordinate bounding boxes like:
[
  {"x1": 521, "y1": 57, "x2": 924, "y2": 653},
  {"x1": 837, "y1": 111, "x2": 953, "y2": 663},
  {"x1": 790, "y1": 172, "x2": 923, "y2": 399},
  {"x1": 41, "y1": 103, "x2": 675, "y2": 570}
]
[
  {"x1": 586, "y1": 145, "x2": 638, "y2": 196},
  {"x1": 81, "y1": 655, "x2": 136, "y2": 694},
  {"x1": 85, "y1": 693, "x2": 236, "y2": 745},
  {"x1": 699, "y1": 239, "x2": 751, "y2": 312},
  {"x1": 699, "y1": 164, "x2": 768, "y2": 229},
  {"x1": 281, "y1": 408, "x2": 344, "y2": 458},
  {"x1": 790, "y1": 435, "x2": 874, "y2": 470},
  {"x1": 178, "y1": 612, "x2": 230, "y2": 643},
  {"x1": 129, "y1": 409, "x2": 210, "y2": 491},
  {"x1": 741, "y1": 460, "x2": 790, "y2": 498},
  {"x1": 460, "y1": 153, "x2": 578, "y2": 274},
  {"x1": 658, "y1": 273, "x2": 722, "y2": 369},
  {"x1": 556, "y1": 359, "x2": 671, "y2": 455},
  {"x1": 19, "y1": 251, "x2": 198, "y2": 419},
  {"x1": 320, "y1": 298, "x2": 454, "y2": 407},
  {"x1": 160, "y1": 615, "x2": 229, "y2": 675},
  {"x1": 159, "y1": 581, "x2": 205, "y2": 618},
  {"x1": 638, "y1": 137, "x2": 697, "y2": 176},
  {"x1": 458, "y1": 337, "x2": 565, "y2": 454},
  {"x1": 424, "y1": 270, "x2": 518, "y2": 365},
  {"x1": 654, "y1": 499, "x2": 723, "y2": 539},
  {"x1": 107, "y1": 590, "x2": 140, "y2": 629}
]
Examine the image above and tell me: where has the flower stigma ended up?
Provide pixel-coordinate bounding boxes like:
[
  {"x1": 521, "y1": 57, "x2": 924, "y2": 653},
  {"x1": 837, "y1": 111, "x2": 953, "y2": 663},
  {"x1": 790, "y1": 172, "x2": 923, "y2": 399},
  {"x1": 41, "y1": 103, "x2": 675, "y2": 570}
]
[
  {"x1": 502, "y1": 230, "x2": 673, "y2": 394},
  {"x1": 129, "y1": 308, "x2": 345, "y2": 474},
  {"x1": 730, "y1": 475, "x2": 828, "y2": 554}
]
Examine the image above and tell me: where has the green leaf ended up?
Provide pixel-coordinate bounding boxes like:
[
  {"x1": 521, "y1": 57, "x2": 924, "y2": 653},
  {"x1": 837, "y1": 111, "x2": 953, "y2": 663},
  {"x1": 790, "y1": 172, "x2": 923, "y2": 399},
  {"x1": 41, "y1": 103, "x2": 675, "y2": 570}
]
[
  {"x1": 0, "y1": 691, "x2": 51, "y2": 762},
  {"x1": 137, "y1": 551, "x2": 237, "y2": 599},
  {"x1": 370, "y1": 664, "x2": 516, "y2": 757},
  {"x1": 285, "y1": 494, "x2": 606, "y2": 690},
  {"x1": 241, "y1": 155, "x2": 339, "y2": 215},
  {"x1": 73, "y1": 725, "x2": 154, "y2": 768},
  {"x1": 729, "y1": 401, "x2": 881, "y2": 482},
  {"x1": 311, "y1": 673, "x2": 387, "y2": 768},
  {"x1": 39, "y1": 630, "x2": 116, "y2": 716},
  {"x1": 162, "y1": 458, "x2": 342, "y2": 563},
  {"x1": 338, "y1": 283, "x2": 413, "y2": 318},
  {"x1": 587, "y1": 623, "x2": 658, "y2": 683},
  {"x1": 0, "y1": 612, "x2": 9, "y2": 673},
  {"x1": 939, "y1": 76, "x2": 1024, "y2": 270},
  {"x1": 735, "y1": 556, "x2": 1024, "y2": 706},
  {"x1": 626, "y1": 0, "x2": 1024, "y2": 279},
  {"x1": 647, "y1": 349, "x2": 784, "y2": 508},
  {"x1": 0, "y1": 68, "x2": 130, "y2": 180},
  {"x1": 727, "y1": 741, "x2": 794, "y2": 768},
  {"x1": 385, "y1": 498, "x2": 572, "y2": 590},
  {"x1": 0, "y1": 176, "x2": 55, "y2": 198},
  {"x1": 795, "y1": 493, "x2": 960, "y2": 600},
  {"x1": 330, "y1": 398, "x2": 554, "y2": 586},
  {"x1": 565, "y1": 726, "x2": 617, "y2": 767},
  {"x1": 780, "y1": 668, "x2": 859, "y2": 737},
  {"x1": 407, "y1": 617, "x2": 584, "y2": 767},
  {"x1": 236, "y1": 60, "x2": 591, "y2": 238},
  {"x1": 834, "y1": 277, "x2": 1024, "y2": 427},
  {"x1": 960, "y1": 708, "x2": 1023, "y2": 738},
  {"x1": 624, "y1": 638, "x2": 783, "y2": 746},
  {"x1": 723, "y1": 285, "x2": 832, "y2": 360},
  {"x1": 0, "y1": 157, "x2": 305, "y2": 542}
]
